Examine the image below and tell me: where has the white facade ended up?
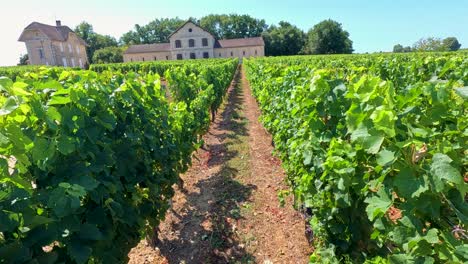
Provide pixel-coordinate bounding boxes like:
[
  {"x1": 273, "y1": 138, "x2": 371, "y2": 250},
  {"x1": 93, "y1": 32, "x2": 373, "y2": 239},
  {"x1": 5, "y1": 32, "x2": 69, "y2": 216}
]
[{"x1": 123, "y1": 21, "x2": 265, "y2": 62}]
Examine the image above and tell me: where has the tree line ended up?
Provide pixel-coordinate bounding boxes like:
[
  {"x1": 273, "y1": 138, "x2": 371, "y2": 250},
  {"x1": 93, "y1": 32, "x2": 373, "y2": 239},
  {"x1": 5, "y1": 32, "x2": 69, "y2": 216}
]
[
  {"x1": 17, "y1": 14, "x2": 463, "y2": 65},
  {"x1": 393, "y1": 37, "x2": 461, "y2": 53},
  {"x1": 65, "y1": 14, "x2": 354, "y2": 64}
]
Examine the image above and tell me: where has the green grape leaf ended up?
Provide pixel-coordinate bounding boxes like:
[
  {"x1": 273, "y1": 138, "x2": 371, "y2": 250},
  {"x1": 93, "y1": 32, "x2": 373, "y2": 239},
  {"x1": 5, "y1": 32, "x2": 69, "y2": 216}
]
[
  {"x1": 68, "y1": 240, "x2": 92, "y2": 264},
  {"x1": 79, "y1": 223, "x2": 104, "y2": 241},
  {"x1": 454, "y1": 87, "x2": 468, "y2": 99},
  {"x1": 422, "y1": 228, "x2": 439, "y2": 244},
  {"x1": 370, "y1": 107, "x2": 396, "y2": 137},
  {"x1": 11, "y1": 82, "x2": 31, "y2": 96},
  {"x1": 0, "y1": 97, "x2": 18, "y2": 115},
  {"x1": 57, "y1": 136, "x2": 75, "y2": 155},
  {"x1": 365, "y1": 188, "x2": 392, "y2": 221},
  {"x1": 377, "y1": 149, "x2": 395, "y2": 166},
  {"x1": 454, "y1": 245, "x2": 468, "y2": 260},
  {"x1": 429, "y1": 153, "x2": 462, "y2": 192},
  {"x1": 389, "y1": 254, "x2": 413, "y2": 264},
  {"x1": 394, "y1": 167, "x2": 428, "y2": 198},
  {"x1": 48, "y1": 95, "x2": 71, "y2": 106}
]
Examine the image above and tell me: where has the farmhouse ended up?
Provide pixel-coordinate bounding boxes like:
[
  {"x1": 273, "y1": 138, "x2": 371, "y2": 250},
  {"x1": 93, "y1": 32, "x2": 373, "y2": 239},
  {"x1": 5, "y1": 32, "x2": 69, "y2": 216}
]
[
  {"x1": 18, "y1": 20, "x2": 88, "y2": 68},
  {"x1": 123, "y1": 21, "x2": 265, "y2": 62}
]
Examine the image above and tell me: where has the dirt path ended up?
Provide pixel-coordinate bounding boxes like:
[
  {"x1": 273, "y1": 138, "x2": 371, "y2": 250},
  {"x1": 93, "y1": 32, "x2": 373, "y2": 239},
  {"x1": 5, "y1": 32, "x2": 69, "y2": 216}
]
[{"x1": 128, "y1": 66, "x2": 310, "y2": 264}]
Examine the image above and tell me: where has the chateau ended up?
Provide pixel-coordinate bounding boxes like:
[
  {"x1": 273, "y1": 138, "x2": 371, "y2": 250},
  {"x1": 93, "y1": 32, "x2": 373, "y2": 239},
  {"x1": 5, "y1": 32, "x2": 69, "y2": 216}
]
[
  {"x1": 18, "y1": 21, "x2": 88, "y2": 68},
  {"x1": 124, "y1": 21, "x2": 265, "y2": 62}
]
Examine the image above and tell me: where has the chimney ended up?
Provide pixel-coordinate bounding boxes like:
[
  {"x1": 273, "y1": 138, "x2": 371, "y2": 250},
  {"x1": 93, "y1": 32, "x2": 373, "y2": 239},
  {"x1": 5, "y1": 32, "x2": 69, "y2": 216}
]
[{"x1": 56, "y1": 20, "x2": 61, "y2": 27}]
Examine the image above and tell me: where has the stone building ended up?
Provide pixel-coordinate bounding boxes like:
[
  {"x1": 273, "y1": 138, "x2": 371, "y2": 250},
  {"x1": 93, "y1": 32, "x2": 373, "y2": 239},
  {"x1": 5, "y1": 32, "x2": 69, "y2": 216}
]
[
  {"x1": 18, "y1": 21, "x2": 88, "y2": 68},
  {"x1": 123, "y1": 21, "x2": 265, "y2": 62}
]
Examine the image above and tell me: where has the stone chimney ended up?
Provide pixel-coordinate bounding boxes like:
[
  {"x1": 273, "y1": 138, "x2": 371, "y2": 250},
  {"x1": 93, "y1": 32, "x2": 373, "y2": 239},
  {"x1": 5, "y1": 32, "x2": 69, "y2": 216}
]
[{"x1": 56, "y1": 20, "x2": 61, "y2": 27}]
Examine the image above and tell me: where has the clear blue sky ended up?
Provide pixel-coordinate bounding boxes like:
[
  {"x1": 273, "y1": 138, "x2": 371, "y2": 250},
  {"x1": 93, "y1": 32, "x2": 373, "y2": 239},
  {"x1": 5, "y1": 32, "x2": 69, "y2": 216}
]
[{"x1": 2, "y1": 0, "x2": 467, "y2": 66}]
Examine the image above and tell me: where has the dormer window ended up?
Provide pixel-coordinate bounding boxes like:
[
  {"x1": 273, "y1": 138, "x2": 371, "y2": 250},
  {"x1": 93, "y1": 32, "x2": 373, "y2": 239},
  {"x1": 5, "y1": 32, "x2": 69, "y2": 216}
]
[
  {"x1": 189, "y1": 39, "x2": 195, "y2": 47},
  {"x1": 175, "y1": 40, "x2": 181, "y2": 48},
  {"x1": 188, "y1": 28, "x2": 192, "y2": 32},
  {"x1": 202, "y1": 38, "x2": 208, "y2": 47}
]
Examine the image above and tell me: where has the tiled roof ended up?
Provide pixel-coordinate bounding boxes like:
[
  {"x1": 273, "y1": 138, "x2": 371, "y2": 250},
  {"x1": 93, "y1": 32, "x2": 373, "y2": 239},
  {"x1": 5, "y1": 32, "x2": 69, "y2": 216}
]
[
  {"x1": 214, "y1": 37, "x2": 265, "y2": 48},
  {"x1": 18, "y1": 22, "x2": 87, "y2": 46},
  {"x1": 123, "y1": 43, "x2": 171, "y2": 54}
]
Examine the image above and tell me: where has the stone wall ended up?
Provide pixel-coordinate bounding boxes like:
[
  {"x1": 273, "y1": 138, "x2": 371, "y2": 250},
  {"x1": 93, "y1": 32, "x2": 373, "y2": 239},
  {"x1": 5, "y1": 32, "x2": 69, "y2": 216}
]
[
  {"x1": 214, "y1": 46, "x2": 265, "y2": 59},
  {"x1": 123, "y1": 51, "x2": 172, "y2": 63}
]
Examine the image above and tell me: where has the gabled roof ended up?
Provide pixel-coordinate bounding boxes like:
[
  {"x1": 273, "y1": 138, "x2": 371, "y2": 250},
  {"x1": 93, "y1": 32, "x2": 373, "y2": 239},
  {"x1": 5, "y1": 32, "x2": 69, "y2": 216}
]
[
  {"x1": 214, "y1": 37, "x2": 265, "y2": 48},
  {"x1": 124, "y1": 43, "x2": 171, "y2": 54},
  {"x1": 168, "y1": 20, "x2": 216, "y2": 39},
  {"x1": 18, "y1": 22, "x2": 88, "y2": 46}
]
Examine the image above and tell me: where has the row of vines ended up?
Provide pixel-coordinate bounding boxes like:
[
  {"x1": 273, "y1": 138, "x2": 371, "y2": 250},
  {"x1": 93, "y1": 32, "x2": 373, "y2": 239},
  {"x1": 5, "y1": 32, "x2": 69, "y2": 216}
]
[
  {"x1": 245, "y1": 53, "x2": 468, "y2": 263},
  {"x1": 0, "y1": 59, "x2": 238, "y2": 263}
]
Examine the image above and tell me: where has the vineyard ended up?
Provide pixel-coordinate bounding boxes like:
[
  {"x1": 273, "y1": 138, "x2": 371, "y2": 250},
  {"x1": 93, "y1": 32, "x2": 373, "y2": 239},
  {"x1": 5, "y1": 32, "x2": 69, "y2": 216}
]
[
  {"x1": 0, "y1": 52, "x2": 467, "y2": 264},
  {"x1": 244, "y1": 53, "x2": 468, "y2": 263},
  {"x1": 0, "y1": 59, "x2": 237, "y2": 263}
]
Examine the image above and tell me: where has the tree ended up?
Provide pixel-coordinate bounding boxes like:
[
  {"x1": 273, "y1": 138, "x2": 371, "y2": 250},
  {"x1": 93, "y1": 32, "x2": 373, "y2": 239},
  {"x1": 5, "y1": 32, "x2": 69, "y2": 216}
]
[
  {"x1": 403, "y1": 46, "x2": 412, "y2": 52},
  {"x1": 304, "y1": 19, "x2": 353, "y2": 54},
  {"x1": 17, "y1": 54, "x2": 28, "y2": 65},
  {"x1": 199, "y1": 14, "x2": 267, "y2": 39},
  {"x1": 92, "y1": 47, "x2": 124, "y2": 64},
  {"x1": 120, "y1": 18, "x2": 185, "y2": 45},
  {"x1": 393, "y1": 44, "x2": 412, "y2": 53},
  {"x1": 262, "y1": 21, "x2": 306, "y2": 56},
  {"x1": 413, "y1": 37, "x2": 462, "y2": 52},
  {"x1": 442, "y1": 37, "x2": 461, "y2": 51},
  {"x1": 413, "y1": 37, "x2": 445, "y2": 51},
  {"x1": 393, "y1": 44, "x2": 404, "y2": 53},
  {"x1": 199, "y1": 14, "x2": 228, "y2": 39},
  {"x1": 74, "y1": 22, "x2": 118, "y2": 63}
]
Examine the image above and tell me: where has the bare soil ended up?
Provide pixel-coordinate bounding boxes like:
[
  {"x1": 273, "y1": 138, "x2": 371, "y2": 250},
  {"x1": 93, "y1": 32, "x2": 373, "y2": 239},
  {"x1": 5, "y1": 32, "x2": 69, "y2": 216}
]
[{"x1": 128, "y1": 66, "x2": 310, "y2": 264}]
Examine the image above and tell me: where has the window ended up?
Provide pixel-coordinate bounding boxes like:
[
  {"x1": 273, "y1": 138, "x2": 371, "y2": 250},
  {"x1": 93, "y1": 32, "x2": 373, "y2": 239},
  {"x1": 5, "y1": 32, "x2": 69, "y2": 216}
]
[
  {"x1": 190, "y1": 53, "x2": 196, "y2": 59},
  {"x1": 255, "y1": 50, "x2": 257, "y2": 55},
  {"x1": 76, "y1": 46, "x2": 80, "y2": 54},
  {"x1": 166, "y1": 56, "x2": 169, "y2": 60},
  {"x1": 79, "y1": 58, "x2": 83, "y2": 68},
  {"x1": 176, "y1": 54, "x2": 183, "y2": 60},
  {"x1": 219, "y1": 53, "x2": 221, "y2": 57},
  {"x1": 38, "y1": 48, "x2": 44, "y2": 59},
  {"x1": 203, "y1": 52, "x2": 209, "y2": 59},
  {"x1": 142, "y1": 57, "x2": 145, "y2": 61},
  {"x1": 62, "y1": 57, "x2": 67, "y2": 67},
  {"x1": 131, "y1": 58, "x2": 133, "y2": 62},
  {"x1": 71, "y1": 58, "x2": 75, "y2": 67},
  {"x1": 189, "y1": 39, "x2": 195, "y2": 47},
  {"x1": 202, "y1": 38, "x2": 208, "y2": 47},
  {"x1": 188, "y1": 28, "x2": 192, "y2": 32},
  {"x1": 243, "y1": 50, "x2": 246, "y2": 56},
  {"x1": 60, "y1": 43, "x2": 64, "y2": 52},
  {"x1": 230, "y1": 51, "x2": 233, "y2": 57},
  {"x1": 175, "y1": 40, "x2": 182, "y2": 48},
  {"x1": 154, "y1": 56, "x2": 157, "y2": 60},
  {"x1": 68, "y1": 44, "x2": 72, "y2": 53}
]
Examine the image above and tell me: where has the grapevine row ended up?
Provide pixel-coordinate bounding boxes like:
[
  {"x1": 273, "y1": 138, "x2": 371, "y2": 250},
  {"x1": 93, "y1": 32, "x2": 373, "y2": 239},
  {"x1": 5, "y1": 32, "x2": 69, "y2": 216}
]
[
  {"x1": 245, "y1": 53, "x2": 468, "y2": 263},
  {"x1": 0, "y1": 58, "x2": 237, "y2": 263}
]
